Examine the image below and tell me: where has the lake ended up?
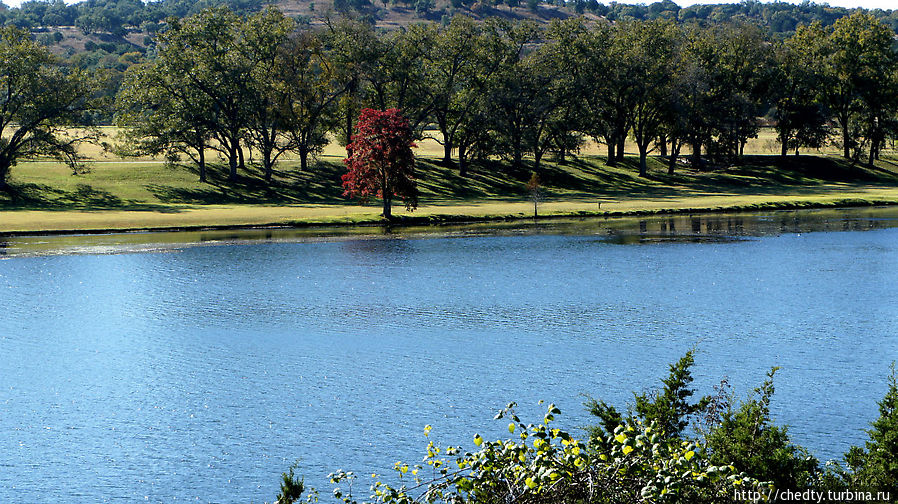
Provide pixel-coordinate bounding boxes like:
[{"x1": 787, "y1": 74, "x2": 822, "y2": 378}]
[{"x1": 2, "y1": 207, "x2": 897, "y2": 503}]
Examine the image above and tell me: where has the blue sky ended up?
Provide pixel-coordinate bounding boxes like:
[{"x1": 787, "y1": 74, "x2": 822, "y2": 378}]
[{"x1": 2, "y1": 0, "x2": 893, "y2": 11}]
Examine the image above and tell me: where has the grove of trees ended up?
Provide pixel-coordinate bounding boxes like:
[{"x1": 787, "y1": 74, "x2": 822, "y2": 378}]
[
  {"x1": 111, "y1": 7, "x2": 898, "y2": 188},
  {"x1": 5, "y1": 4, "x2": 898, "y2": 200}
]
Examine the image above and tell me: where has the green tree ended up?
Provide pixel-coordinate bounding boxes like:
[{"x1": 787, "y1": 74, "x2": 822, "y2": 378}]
[
  {"x1": 587, "y1": 350, "x2": 710, "y2": 440},
  {"x1": 542, "y1": 18, "x2": 589, "y2": 166},
  {"x1": 366, "y1": 24, "x2": 434, "y2": 133},
  {"x1": 242, "y1": 7, "x2": 296, "y2": 183},
  {"x1": 323, "y1": 17, "x2": 380, "y2": 156},
  {"x1": 424, "y1": 16, "x2": 503, "y2": 173},
  {"x1": 0, "y1": 27, "x2": 98, "y2": 191},
  {"x1": 277, "y1": 29, "x2": 346, "y2": 172},
  {"x1": 275, "y1": 465, "x2": 308, "y2": 504},
  {"x1": 487, "y1": 20, "x2": 561, "y2": 171},
  {"x1": 773, "y1": 23, "x2": 830, "y2": 157},
  {"x1": 154, "y1": 7, "x2": 254, "y2": 182},
  {"x1": 577, "y1": 22, "x2": 633, "y2": 167},
  {"x1": 620, "y1": 19, "x2": 682, "y2": 177},
  {"x1": 115, "y1": 61, "x2": 214, "y2": 181},
  {"x1": 826, "y1": 12, "x2": 895, "y2": 161}
]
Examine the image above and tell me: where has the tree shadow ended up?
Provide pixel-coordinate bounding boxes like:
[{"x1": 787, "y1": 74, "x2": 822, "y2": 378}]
[
  {"x1": 0, "y1": 183, "x2": 139, "y2": 210},
  {"x1": 147, "y1": 160, "x2": 350, "y2": 205}
]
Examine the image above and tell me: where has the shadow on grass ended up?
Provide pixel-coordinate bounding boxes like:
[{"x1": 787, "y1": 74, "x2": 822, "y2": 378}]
[
  {"x1": 146, "y1": 161, "x2": 350, "y2": 205},
  {"x1": 3, "y1": 154, "x2": 897, "y2": 212},
  {"x1": 0, "y1": 183, "x2": 172, "y2": 211}
]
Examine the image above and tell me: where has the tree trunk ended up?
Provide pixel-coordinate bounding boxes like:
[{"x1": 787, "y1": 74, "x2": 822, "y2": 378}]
[
  {"x1": 659, "y1": 135, "x2": 667, "y2": 157},
  {"x1": 299, "y1": 145, "x2": 309, "y2": 172},
  {"x1": 667, "y1": 147, "x2": 680, "y2": 175},
  {"x1": 692, "y1": 143, "x2": 702, "y2": 169},
  {"x1": 558, "y1": 145, "x2": 567, "y2": 165},
  {"x1": 781, "y1": 140, "x2": 788, "y2": 157},
  {"x1": 606, "y1": 139, "x2": 616, "y2": 167},
  {"x1": 198, "y1": 145, "x2": 206, "y2": 183},
  {"x1": 668, "y1": 141, "x2": 680, "y2": 175},
  {"x1": 512, "y1": 143, "x2": 523, "y2": 169},
  {"x1": 345, "y1": 102, "x2": 354, "y2": 158},
  {"x1": 842, "y1": 118, "x2": 851, "y2": 159},
  {"x1": 442, "y1": 140, "x2": 453, "y2": 166},
  {"x1": 228, "y1": 143, "x2": 238, "y2": 182},
  {"x1": 382, "y1": 196, "x2": 392, "y2": 219},
  {"x1": 638, "y1": 143, "x2": 648, "y2": 178},
  {"x1": 458, "y1": 144, "x2": 468, "y2": 177},
  {"x1": 238, "y1": 145, "x2": 245, "y2": 171},
  {"x1": 0, "y1": 163, "x2": 9, "y2": 192},
  {"x1": 533, "y1": 149, "x2": 543, "y2": 173},
  {"x1": 616, "y1": 134, "x2": 625, "y2": 161},
  {"x1": 264, "y1": 150, "x2": 273, "y2": 183},
  {"x1": 691, "y1": 140, "x2": 701, "y2": 170}
]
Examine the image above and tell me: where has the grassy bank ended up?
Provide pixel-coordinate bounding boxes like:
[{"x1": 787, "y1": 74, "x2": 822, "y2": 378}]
[{"x1": 2, "y1": 150, "x2": 898, "y2": 234}]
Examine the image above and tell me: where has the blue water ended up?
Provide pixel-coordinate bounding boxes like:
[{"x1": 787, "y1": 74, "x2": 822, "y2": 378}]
[{"x1": 1, "y1": 210, "x2": 897, "y2": 503}]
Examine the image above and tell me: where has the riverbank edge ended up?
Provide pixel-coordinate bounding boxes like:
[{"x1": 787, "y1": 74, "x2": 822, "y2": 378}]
[{"x1": 2, "y1": 196, "x2": 898, "y2": 237}]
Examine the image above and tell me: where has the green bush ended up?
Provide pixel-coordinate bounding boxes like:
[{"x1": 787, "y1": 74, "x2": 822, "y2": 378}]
[
  {"x1": 275, "y1": 358, "x2": 898, "y2": 503},
  {"x1": 321, "y1": 403, "x2": 767, "y2": 504}
]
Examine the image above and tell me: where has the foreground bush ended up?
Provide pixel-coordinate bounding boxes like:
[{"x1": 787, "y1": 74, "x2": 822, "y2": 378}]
[
  {"x1": 275, "y1": 403, "x2": 766, "y2": 504},
  {"x1": 274, "y1": 358, "x2": 898, "y2": 504}
]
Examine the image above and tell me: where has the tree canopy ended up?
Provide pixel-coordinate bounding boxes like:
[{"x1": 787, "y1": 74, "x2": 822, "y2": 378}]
[
  {"x1": 342, "y1": 108, "x2": 418, "y2": 219},
  {"x1": 0, "y1": 26, "x2": 99, "y2": 190}
]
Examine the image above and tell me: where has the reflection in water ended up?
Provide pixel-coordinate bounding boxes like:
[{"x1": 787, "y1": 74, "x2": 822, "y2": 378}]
[{"x1": 1, "y1": 206, "x2": 898, "y2": 258}]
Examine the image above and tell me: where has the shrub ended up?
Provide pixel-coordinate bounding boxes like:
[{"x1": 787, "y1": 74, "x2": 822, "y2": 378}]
[{"x1": 322, "y1": 403, "x2": 768, "y2": 504}]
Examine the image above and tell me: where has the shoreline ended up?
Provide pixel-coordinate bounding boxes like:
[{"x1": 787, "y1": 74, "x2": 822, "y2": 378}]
[{"x1": 3, "y1": 194, "x2": 898, "y2": 238}]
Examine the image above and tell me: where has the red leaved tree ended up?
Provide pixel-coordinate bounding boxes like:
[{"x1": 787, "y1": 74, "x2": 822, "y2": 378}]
[{"x1": 342, "y1": 108, "x2": 418, "y2": 219}]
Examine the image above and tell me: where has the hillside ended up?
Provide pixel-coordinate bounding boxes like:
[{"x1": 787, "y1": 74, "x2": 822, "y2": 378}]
[{"x1": 13, "y1": 0, "x2": 898, "y2": 66}]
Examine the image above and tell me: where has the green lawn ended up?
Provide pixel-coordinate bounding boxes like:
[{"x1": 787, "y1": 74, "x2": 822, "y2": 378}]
[{"x1": 2, "y1": 150, "x2": 898, "y2": 234}]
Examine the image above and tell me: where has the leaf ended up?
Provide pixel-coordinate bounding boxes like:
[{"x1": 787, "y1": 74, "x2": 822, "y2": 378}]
[
  {"x1": 508, "y1": 423, "x2": 516, "y2": 434},
  {"x1": 473, "y1": 434, "x2": 483, "y2": 447},
  {"x1": 622, "y1": 445, "x2": 634, "y2": 455},
  {"x1": 685, "y1": 450, "x2": 695, "y2": 461}
]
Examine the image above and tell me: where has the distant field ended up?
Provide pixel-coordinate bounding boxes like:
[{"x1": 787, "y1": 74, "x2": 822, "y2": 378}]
[{"x1": 39, "y1": 126, "x2": 872, "y2": 163}]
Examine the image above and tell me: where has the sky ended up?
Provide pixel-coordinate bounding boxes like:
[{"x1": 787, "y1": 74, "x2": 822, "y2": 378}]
[{"x1": 1, "y1": 0, "x2": 893, "y2": 11}]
